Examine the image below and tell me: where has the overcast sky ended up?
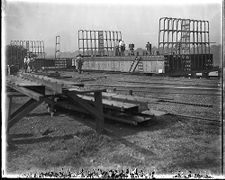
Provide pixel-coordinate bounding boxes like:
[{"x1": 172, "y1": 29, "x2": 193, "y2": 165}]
[{"x1": 3, "y1": 0, "x2": 222, "y2": 55}]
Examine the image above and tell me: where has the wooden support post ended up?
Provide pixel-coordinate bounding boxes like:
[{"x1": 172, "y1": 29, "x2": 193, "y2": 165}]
[
  {"x1": 94, "y1": 92, "x2": 104, "y2": 133},
  {"x1": 6, "y1": 96, "x2": 13, "y2": 142},
  {"x1": 7, "y1": 96, "x2": 12, "y2": 122}
]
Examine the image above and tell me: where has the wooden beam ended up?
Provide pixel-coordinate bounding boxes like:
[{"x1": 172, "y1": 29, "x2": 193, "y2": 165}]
[
  {"x1": 20, "y1": 73, "x2": 63, "y2": 94},
  {"x1": 7, "y1": 96, "x2": 12, "y2": 121},
  {"x1": 77, "y1": 94, "x2": 139, "y2": 113},
  {"x1": 7, "y1": 91, "x2": 27, "y2": 97},
  {"x1": 7, "y1": 83, "x2": 43, "y2": 101},
  {"x1": 94, "y1": 92, "x2": 104, "y2": 133},
  {"x1": 66, "y1": 87, "x2": 106, "y2": 94}
]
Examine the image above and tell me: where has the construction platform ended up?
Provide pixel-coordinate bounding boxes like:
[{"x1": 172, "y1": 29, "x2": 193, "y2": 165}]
[{"x1": 6, "y1": 73, "x2": 154, "y2": 142}]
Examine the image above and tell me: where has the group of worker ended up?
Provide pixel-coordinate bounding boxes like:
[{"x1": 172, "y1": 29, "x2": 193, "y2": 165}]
[
  {"x1": 115, "y1": 39, "x2": 126, "y2": 56},
  {"x1": 115, "y1": 40, "x2": 152, "y2": 56},
  {"x1": 24, "y1": 56, "x2": 35, "y2": 73}
]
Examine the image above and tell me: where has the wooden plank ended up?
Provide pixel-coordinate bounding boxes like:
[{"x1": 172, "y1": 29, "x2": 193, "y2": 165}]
[
  {"x1": 85, "y1": 92, "x2": 150, "y2": 110},
  {"x1": 55, "y1": 101, "x2": 151, "y2": 125},
  {"x1": 7, "y1": 75, "x2": 43, "y2": 86},
  {"x1": 77, "y1": 94, "x2": 139, "y2": 110},
  {"x1": 7, "y1": 91, "x2": 27, "y2": 97},
  {"x1": 21, "y1": 73, "x2": 83, "y2": 86},
  {"x1": 67, "y1": 87, "x2": 106, "y2": 94}
]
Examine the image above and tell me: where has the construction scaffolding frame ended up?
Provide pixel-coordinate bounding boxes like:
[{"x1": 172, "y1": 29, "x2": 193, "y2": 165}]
[
  {"x1": 10, "y1": 40, "x2": 45, "y2": 58},
  {"x1": 158, "y1": 17, "x2": 212, "y2": 73},
  {"x1": 78, "y1": 30, "x2": 122, "y2": 56},
  {"x1": 158, "y1": 17, "x2": 210, "y2": 55},
  {"x1": 55, "y1": 35, "x2": 61, "y2": 59}
]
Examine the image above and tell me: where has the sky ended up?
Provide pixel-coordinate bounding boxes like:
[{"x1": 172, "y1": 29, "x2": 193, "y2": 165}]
[{"x1": 2, "y1": 0, "x2": 222, "y2": 56}]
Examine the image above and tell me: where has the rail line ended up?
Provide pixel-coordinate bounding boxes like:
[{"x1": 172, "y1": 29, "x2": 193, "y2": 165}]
[
  {"x1": 117, "y1": 80, "x2": 220, "y2": 88},
  {"x1": 168, "y1": 112, "x2": 221, "y2": 125},
  {"x1": 157, "y1": 99, "x2": 213, "y2": 108},
  {"x1": 86, "y1": 84, "x2": 221, "y2": 96}
]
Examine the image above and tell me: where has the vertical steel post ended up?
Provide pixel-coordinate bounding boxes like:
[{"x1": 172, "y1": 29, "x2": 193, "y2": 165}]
[
  {"x1": 162, "y1": 18, "x2": 166, "y2": 53},
  {"x1": 94, "y1": 31, "x2": 97, "y2": 56},
  {"x1": 203, "y1": 21, "x2": 207, "y2": 54},
  {"x1": 90, "y1": 30, "x2": 93, "y2": 56},
  {"x1": 158, "y1": 18, "x2": 162, "y2": 50},
  {"x1": 82, "y1": 30, "x2": 84, "y2": 56},
  {"x1": 109, "y1": 31, "x2": 112, "y2": 54},
  {"x1": 105, "y1": 31, "x2": 109, "y2": 56},
  {"x1": 207, "y1": 21, "x2": 210, "y2": 54}
]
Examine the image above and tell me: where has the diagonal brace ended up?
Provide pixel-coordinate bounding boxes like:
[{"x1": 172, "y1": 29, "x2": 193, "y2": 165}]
[
  {"x1": 66, "y1": 91, "x2": 104, "y2": 133},
  {"x1": 8, "y1": 98, "x2": 44, "y2": 131}
]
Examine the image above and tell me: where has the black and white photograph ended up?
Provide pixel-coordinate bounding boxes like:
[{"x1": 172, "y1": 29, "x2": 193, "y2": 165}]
[{"x1": 1, "y1": 0, "x2": 224, "y2": 178}]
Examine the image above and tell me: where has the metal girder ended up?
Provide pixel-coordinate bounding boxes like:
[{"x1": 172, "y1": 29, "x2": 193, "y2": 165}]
[{"x1": 8, "y1": 98, "x2": 44, "y2": 130}]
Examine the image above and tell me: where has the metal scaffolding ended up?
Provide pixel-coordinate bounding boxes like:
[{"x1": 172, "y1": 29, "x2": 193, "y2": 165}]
[
  {"x1": 158, "y1": 17, "x2": 210, "y2": 55},
  {"x1": 10, "y1": 40, "x2": 45, "y2": 58},
  {"x1": 158, "y1": 17, "x2": 212, "y2": 74},
  {"x1": 78, "y1": 30, "x2": 122, "y2": 56}
]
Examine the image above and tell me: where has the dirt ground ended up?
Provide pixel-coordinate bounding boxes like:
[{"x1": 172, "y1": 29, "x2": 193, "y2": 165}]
[{"x1": 5, "y1": 71, "x2": 223, "y2": 177}]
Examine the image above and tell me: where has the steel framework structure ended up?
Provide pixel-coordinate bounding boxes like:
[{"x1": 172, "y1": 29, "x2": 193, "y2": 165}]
[
  {"x1": 55, "y1": 36, "x2": 60, "y2": 59},
  {"x1": 158, "y1": 17, "x2": 210, "y2": 55},
  {"x1": 158, "y1": 17, "x2": 212, "y2": 73},
  {"x1": 10, "y1": 40, "x2": 45, "y2": 58},
  {"x1": 78, "y1": 30, "x2": 122, "y2": 56}
]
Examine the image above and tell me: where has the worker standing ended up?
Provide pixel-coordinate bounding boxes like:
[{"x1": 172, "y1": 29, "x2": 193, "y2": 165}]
[
  {"x1": 119, "y1": 39, "x2": 123, "y2": 56},
  {"x1": 146, "y1": 42, "x2": 152, "y2": 55},
  {"x1": 76, "y1": 54, "x2": 84, "y2": 74},
  {"x1": 30, "y1": 56, "x2": 35, "y2": 72},
  {"x1": 26, "y1": 56, "x2": 31, "y2": 73},
  {"x1": 24, "y1": 56, "x2": 28, "y2": 73},
  {"x1": 121, "y1": 41, "x2": 125, "y2": 56}
]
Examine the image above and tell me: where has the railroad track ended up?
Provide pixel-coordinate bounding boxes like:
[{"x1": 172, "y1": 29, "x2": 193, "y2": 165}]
[
  {"x1": 157, "y1": 99, "x2": 213, "y2": 108},
  {"x1": 86, "y1": 85, "x2": 221, "y2": 96},
  {"x1": 169, "y1": 112, "x2": 221, "y2": 125},
  {"x1": 117, "y1": 80, "x2": 220, "y2": 89}
]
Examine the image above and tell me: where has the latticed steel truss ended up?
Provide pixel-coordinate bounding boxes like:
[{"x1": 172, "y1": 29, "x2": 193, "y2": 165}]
[
  {"x1": 78, "y1": 30, "x2": 122, "y2": 56},
  {"x1": 10, "y1": 40, "x2": 45, "y2": 58},
  {"x1": 55, "y1": 36, "x2": 60, "y2": 59},
  {"x1": 158, "y1": 17, "x2": 210, "y2": 55}
]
